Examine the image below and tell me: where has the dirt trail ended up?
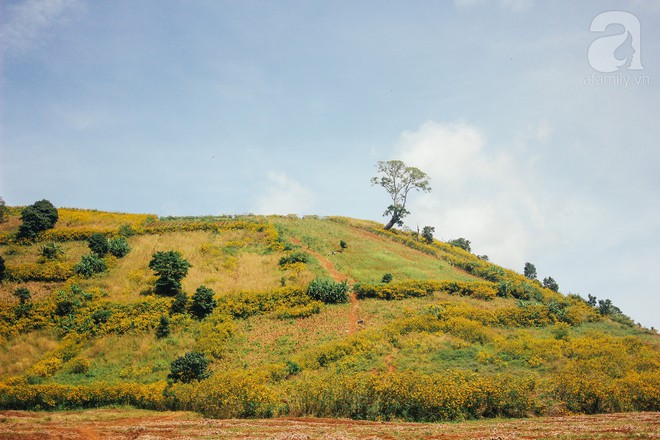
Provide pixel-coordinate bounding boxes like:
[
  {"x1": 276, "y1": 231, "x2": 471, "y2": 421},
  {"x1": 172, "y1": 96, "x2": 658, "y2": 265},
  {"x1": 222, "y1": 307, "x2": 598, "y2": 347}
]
[{"x1": 287, "y1": 237, "x2": 360, "y2": 334}]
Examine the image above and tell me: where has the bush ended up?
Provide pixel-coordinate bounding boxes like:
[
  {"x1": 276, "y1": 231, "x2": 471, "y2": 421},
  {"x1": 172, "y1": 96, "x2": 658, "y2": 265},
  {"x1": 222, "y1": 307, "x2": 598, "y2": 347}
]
[
  {"x1": 149, "y1": 251, "x2": 191, "y2": 296},
  {"x1": 339, "y1": 240, "x2": 347, "y2": 250},
  {"x1": 447, "y1": 237, "x2": 471, "y2": 252},
  {"x1": 41, "y1": 243, "x2": 64, "y2": 260},
  {"x1": 156, "y1": 315, "x2": 170, "y2": 339},
  {"x1": 190, "y1": 286, "x2": 217, "y2": 320},
  {"x1": 13, "y1": 287, "x2": 31, "y2": 304},
  {"x1": 108, "y1": 237, "x2": 131, "y2": 258},
  {"x1": 74, "y1": 254, "x2": 107, "y2": 278},
  {"x1": 118, "y1": 224, "x2": 136, "y2": 237},
  {"x1": 87, "y1": 233, "x2": 109, "y2": 256},
  {"x1": 18, "y1": 200, "x2": 58, "y2": 239},
  {"x1": 168, "y1": 352, "x2": 210, "y2": 384},
  {"x1": 171, "y1": 291, "x2": 188, "y2": 315},
  {"x1": 0, "y1": 256, "x2": 5, "y2": 281},
  {"x1": 0, "y1": 197, "x2": 7, "y2": 223},
  {"x1": 381, "y1": 273, "x2": 393, "y2": 284},
  {"x1": 307, "y1": 277, "x2": 349, "y2": 304},
  {"x1": 422, "y1": 226, "x2": 435, "y2": 244},
  {"x1": 279, "y1": 251, "x2": 311, "y2": 266}
]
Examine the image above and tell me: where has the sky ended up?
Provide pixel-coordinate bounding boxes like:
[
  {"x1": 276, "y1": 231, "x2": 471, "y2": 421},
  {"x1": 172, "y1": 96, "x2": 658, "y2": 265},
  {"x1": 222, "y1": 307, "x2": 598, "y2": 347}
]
[{"x1": 1, "y1": 0, "x2": 659, "y2": 328}]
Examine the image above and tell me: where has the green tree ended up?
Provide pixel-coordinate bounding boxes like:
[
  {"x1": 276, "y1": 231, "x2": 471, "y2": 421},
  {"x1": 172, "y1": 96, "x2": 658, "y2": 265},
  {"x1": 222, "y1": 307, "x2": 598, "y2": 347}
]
[
  {"x1": 543, "y1": 276, "x2": 559, "y2": 292},
  {"x1": 18, "y1": 199, "x2": 58, "y2": 239},
  {"x1": 524, "y1": 262, "x2": 537, "y2": 280},
  {"x1": 448, "y1": 238, "x2": 471, "y2": 253},
  {"x1": 167, "y1": 351, "x2": 210, "y2": 384},
  {"x1": 149, "y1": 251, "x2": 191, "y2": 296},
  {"x1": 371, "y1": 160, "x2": 431, "y2": 230},
  {"x1": 170, "y1": 291, "x2": 188, "y2": 314},
  {"x1": 156, "y1": 315, "x2": 171, "y2": 339},
  {"x1": 421, "y1": 226, "x2": 435, "y2": 244},
  {"x1": 190, "y1": 285, "x2": 217, "y2": 320},
  {"x1": 339, "y1": 240, "x2": 348, "y2": 251},
  {"x1": 88, "y1": 233, "x2": 109, "y2": 256}
]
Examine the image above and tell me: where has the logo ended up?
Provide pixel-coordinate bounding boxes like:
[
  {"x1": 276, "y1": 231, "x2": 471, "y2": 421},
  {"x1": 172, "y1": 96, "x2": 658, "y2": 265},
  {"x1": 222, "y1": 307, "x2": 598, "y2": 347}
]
[{"x1": 588, "y1": 11, "x2": 643, "y2": 73}]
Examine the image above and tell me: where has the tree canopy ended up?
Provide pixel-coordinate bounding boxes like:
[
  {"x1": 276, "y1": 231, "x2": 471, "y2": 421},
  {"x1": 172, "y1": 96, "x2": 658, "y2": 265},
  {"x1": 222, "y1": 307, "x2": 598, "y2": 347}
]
[
  {"x1": 371, "y1": 160, "x2": 431, "y2": 230},
  {"x1": 149, "y1": 251, "x2": 191, "y2": 296},
  {"x1": 18, "y1": 199, "x2": 58, "y2": 239}
]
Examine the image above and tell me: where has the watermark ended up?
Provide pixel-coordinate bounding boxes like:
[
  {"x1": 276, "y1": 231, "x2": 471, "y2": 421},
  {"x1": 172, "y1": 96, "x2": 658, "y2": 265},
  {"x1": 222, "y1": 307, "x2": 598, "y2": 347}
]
[{"x1": 585, "y1": 10, "x2": 650, "y2": 87}]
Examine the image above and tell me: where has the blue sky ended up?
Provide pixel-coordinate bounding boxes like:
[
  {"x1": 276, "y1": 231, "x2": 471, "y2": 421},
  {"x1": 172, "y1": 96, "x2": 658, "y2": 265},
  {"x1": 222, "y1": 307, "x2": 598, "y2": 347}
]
[{"x1": 1, "y1": 0, "x2": 659, "y2": 328}]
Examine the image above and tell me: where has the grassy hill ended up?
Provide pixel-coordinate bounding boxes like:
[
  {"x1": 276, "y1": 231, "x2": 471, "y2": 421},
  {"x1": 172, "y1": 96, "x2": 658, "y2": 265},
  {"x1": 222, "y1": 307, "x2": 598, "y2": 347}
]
[{"x1": 0, "y1": 206, "x2": 658, "y2": 421}]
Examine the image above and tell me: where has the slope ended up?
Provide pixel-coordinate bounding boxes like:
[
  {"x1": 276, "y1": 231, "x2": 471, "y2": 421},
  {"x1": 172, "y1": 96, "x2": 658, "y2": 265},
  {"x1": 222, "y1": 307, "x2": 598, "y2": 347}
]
[{"x1": 0, "y1": 207, "x2": 658, "y2": 422}]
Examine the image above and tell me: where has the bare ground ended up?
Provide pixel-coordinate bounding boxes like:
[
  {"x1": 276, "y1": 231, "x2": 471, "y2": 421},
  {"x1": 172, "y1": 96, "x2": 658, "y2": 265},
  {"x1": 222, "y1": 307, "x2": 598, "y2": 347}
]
[{"x1": 0, "y1": 410, "x2": 659, "y2": 440}]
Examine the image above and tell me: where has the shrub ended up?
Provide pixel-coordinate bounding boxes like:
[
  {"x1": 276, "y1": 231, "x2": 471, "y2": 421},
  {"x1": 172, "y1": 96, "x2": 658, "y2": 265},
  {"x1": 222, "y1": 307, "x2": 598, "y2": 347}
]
[
  {"x1": 149, "y1": 251, "x2": 191, "y2": 296},
  {"x1": 108, "y1": 237, "x2": 131, "y2": 258},
  {"x1": 447, "y1": 237, "x2": 471, "y2": 252},
  {"x1": 422, "y1": 226, "x2": 435, "y2": 244},
  {"x1": 156, "y1": 315, "x2": 170, "y2": 339},
  {"x1": 74, "y1": 254, "x2": 107, "y2": 278},
  {"x1": 41, "y1": 243, "x2": 64, "y2": 260},
  {"x1": 13, "y1": 287, "x2": 31, "y2": 304},
  {"x1": 66, "y1": 356, "x2": 91, "y2": 374},
  {"x1": 18, "y1": 200, "x2": 59, "y2": 239},
  {"x1": 0, "y1": 256, "x2": 5, "y2": 281},
  {"x1": 171, "y1": 291, "x2": 188, "y2": 315},
  {"x1": 118, "y1": 224, "x2": 136, "y2": 237},
  {"x1": 0, "y1": 197, "x2": 7, "y2": 223},
  {"x1": 87, "y1": 233, "x2": 109, "y2": 256},
  {"x1": 279, "y1": 251, "x2": 311, "y2": 266},
  {"x1": 307, "y1": 277, "x2": 349, "y2": 304},
  {"x1": 339, "y1": 240, "x2": 347, "y2": 250},
  {"x1": 190, "y1": 286, "x2": 217, "y2": 320},
  {"x1": 167, "y1": 352, "x2": 210, "y2": 384},
  {"x1": 381, "y1": 273, "x2": 393, "y2": 284}
]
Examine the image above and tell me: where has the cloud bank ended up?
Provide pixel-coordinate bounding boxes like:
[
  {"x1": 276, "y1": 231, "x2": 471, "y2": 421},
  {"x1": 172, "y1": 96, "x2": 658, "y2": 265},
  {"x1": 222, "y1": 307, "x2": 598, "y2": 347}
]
[{"x1": 253, "y1": 171, "x2": 316, "y2": 216}]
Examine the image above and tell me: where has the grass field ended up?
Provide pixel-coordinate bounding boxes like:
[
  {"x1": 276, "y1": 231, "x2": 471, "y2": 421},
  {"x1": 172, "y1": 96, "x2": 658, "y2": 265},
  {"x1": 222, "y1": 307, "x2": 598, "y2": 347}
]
[{"x1": 0, "y1": 409, "x2": 658, "y2": 439}]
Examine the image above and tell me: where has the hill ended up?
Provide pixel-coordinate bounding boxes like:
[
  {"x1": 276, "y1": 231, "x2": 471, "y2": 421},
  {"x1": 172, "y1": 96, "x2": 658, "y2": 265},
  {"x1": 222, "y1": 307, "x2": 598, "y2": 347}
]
[{"x1": 0, "y1": 206, "x2": 658, "y2": 421}]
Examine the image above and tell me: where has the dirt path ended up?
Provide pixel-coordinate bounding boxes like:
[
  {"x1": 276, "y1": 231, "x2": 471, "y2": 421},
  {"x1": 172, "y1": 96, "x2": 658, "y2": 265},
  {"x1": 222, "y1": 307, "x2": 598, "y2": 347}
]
[
  {"x1": 287, "y1": 237, "x2": 360, "y2": 334},
  {"x1": 1, "y1": 410, "x2": 659, "y2": 439}
]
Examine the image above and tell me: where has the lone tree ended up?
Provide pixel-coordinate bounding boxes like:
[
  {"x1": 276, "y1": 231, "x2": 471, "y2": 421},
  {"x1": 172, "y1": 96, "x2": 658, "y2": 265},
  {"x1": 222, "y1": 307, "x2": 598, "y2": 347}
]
[
  {"x1": 18, "y1": 199, "x2": 58, "y2": 239},
  {"x1": 149, "y1": 251, "x2": 191, "y2": 296},
  {"x1": 168, "y1": 351, "x2": 210, "y2": 384},
  {"x1": 448, "y1": 237, "x2": 471, "y2": 253},
  {"x1": 371, "y1": 160, "x2": 431, "y2": 230}
]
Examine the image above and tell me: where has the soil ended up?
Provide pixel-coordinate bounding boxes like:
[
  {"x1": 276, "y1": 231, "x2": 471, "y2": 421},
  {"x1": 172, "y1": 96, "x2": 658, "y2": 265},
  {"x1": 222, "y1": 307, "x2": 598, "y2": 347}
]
[{"x1": 0, "y1": 410, "x2": 658, "y2": 439}]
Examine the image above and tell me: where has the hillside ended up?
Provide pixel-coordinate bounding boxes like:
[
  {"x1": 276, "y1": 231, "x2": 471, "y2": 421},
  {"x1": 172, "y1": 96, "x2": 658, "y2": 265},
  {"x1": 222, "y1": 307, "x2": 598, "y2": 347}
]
[{"x1": 0, "y1": 206, "x2": 658, "y2": 421}]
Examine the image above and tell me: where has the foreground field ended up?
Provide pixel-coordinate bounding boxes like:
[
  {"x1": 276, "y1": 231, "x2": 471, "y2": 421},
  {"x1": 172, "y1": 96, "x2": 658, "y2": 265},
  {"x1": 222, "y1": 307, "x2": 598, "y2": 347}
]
[{"x1": 1, "y1": 409, "x2": 659, "y2": 439}]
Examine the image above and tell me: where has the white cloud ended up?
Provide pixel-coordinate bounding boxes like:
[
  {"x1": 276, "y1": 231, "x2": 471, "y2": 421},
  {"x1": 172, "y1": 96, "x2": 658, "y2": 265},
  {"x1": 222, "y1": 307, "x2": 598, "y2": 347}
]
[
  {"x1": 0, "y1": 0, "x2": 83, "y2": 55},
  {"x1": 253, "y1": 171, "x2": 316, "y2": 215},
  {"x1": 394, "y1": 120, "x2": 570, "y2": 270}
]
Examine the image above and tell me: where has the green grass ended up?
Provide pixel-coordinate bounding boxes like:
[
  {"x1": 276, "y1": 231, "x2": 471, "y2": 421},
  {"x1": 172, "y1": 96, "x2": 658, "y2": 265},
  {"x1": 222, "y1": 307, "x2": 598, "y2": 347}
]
[{"x1": 274, "y1": 217, "x2": 478, "y2": 283}]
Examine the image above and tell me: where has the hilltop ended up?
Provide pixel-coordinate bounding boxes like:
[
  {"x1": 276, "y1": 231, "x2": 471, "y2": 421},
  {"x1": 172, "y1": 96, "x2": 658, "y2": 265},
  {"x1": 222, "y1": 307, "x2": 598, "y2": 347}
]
[{"x1": 0, "y1": 205, "x2": 658, "y2": 421}]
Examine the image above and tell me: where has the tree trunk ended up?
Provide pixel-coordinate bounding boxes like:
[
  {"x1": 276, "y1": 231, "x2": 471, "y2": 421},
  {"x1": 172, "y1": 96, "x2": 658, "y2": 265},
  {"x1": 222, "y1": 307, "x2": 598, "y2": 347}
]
[{"x1": 384, "y1": 216, "x2": 398, "y2": 230}]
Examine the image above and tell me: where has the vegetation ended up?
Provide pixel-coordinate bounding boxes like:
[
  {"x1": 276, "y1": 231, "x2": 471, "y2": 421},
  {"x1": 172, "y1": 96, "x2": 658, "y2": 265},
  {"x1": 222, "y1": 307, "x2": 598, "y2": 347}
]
[
  {"x1": 149, "y1": 251, "x2": 191, "y2": 296},
  {"x1": 74, "y1": 254, "x2": 107, "y2": 278},
  {"x1": 448, "y1": 237, "x2": 471, "y2": 252},
  {"x1": 167, "y1": 352, "x2": 210, "y2": 384},
  {"x1": 190, "y1": 285, "x2": 216, "y2": 319},
  {"x1": 421, "y1": 225, "x2": 435, "y2": 244},
  {"x1": 543, "y1": 276, "x2": 559, "y2": 292},
  {"x1": 371, "y1": 160, "x2": 431, "y2": 230},
  {"x1": 0, "y1": 197, "x2": 8, "y2": 223},
  {"x1": 0, "y1": 206, "x2": 657, "y2": 425},
  {"x1": 524, "y1": 262, "x2": 537, "y2": 280},
  {"x1": 18, "y1": 200, "x2": 59, "y2": 239},
  {"x1": 87, "y1": 233, "x2": 109, "y2": 256}
]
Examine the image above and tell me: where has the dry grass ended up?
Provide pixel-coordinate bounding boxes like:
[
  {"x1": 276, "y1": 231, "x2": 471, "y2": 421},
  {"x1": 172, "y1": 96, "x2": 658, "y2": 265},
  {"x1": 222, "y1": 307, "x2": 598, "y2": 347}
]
[{"x1": 0, "y1": 330, "x2": 59, "y2": 379}]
